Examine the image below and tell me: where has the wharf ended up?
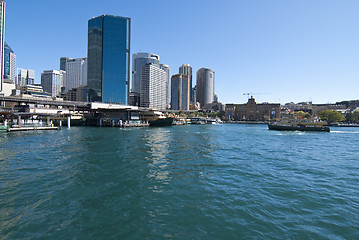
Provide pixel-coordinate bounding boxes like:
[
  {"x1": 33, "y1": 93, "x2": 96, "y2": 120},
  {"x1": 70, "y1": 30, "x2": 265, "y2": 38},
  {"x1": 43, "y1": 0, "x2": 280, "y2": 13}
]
[
  {"x1": 123, "y1": 122, "x2": 149, "y2": 127},
  {"x1": 7, "y1": 126, "x2": 60, "y2": 132}
]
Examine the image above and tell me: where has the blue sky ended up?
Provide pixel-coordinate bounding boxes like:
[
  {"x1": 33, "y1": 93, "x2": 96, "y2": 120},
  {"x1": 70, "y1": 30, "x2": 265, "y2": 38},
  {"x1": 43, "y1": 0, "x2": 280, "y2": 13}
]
[{"x1": 5, "y1": 0, "x2": 359, "y2": 104}]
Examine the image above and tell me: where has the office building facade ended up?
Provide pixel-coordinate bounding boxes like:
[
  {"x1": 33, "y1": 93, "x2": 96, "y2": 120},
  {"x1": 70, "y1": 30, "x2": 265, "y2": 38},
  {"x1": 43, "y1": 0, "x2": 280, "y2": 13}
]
[
  {"x1": 132, "y1": 53, "x2": 160, "y2": 94},
  {"x1": 140, "y1": 63, "x2": 167, "y2": 110},
  {"x1": 61, "y1": 57, "x2": 87, "y2": 91},
  {"x1": 17, "y1": 69, "x2": 35, "y2": 86},
  {"x1": 179, "y1": 64, "x2": 194, "y2": 104},
  {"x1": 41, "y1": 70, "x2": 65, "y2": 97},
  {"x1": 196, "y1": 68, "x2": 215, "y2": 108},
  {"x1": 4, "y1": 42, "x2": 16, "y2": 82},
  {"x1": 160, "y1": 64, "x2": 170, "y2": 106},
  {"x1": 87, "y1": 14, "x2": 131, "y2": 104},
  {"x1": 0, "y1": 0, "x2": 5, "y2": 92},
  {"x1": 171, "y1": 74, "x2": 190, "y2": 111}
]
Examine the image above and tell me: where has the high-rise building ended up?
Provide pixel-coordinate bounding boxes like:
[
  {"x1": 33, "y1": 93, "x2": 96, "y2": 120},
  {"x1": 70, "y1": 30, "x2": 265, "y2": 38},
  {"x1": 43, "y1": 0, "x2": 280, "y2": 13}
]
[
  {"x1": 17, "y1": 69, "x2": 35, "y2": 86},
  {"x1": 87, "y1": 14, "x2": 131, "y2": 104},
  {"x1": 130, "y1": 53, "x2": 160, "y2": 106},
  {"x1": 132, "y1": 53, "x2": 160, "y2": 93},
  {"x1": 160, "y1": 64, "x2": 170, "y2": 106},
  {"x1": 41, "y1": 70, "x2": 65, "y2": 97},
  {"x1": 61, "y1": 57, "x2": 87, "y2": 91},
  {"x1": 179, "y1": 64, "x2": 194, "y2": 104},
  {"x1": 140, "y1": 63, "x2": 167, "y2": 110},
  {"x1": 4, "y1": 42, "x2": 16, "y2": 82},
  {"x1": 171, "y1": 74, "x2": 190, "y2": 111},
  {"x1": 60, "y1": 57, "x2": 70, "y2": 71},
  {"x1": 196, "y1": 68, "x2": 215, "y2": 108},
  {"x1": 0, "y1": 0, "x2": 5, "y2": 92}
]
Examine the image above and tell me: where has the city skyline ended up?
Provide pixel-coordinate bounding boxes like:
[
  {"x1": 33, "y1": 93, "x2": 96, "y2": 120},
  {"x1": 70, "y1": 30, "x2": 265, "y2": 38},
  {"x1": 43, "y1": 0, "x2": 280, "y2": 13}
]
[{"x1": 4, "y1": 0, "x2": 359, "y2": 104}]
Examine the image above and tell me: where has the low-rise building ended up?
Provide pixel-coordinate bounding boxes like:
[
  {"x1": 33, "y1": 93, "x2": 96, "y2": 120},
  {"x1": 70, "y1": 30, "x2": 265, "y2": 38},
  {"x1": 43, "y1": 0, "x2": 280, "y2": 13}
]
[
  {"x1": 225, "y1": 96, "x2": 280, "y2": 121},
  {"x1": 61, "y1": 85, "x2": 88, "y2": 102}
]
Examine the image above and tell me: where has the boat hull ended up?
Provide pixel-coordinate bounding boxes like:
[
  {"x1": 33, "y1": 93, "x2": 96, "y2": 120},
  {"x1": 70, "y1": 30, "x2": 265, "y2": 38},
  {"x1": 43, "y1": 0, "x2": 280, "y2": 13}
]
[
  {"x1": 149, "y1": 117, "x2": 174, "y2": 127},
  {"x1": 268, "y1": 124, "x2": 330, "y2": 132}
]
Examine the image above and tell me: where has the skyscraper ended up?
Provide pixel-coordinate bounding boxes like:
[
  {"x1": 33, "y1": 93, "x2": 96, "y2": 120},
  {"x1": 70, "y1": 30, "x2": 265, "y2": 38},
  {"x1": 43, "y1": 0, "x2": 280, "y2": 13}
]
[
  {"x1": 4, "y1": 42, "x2": 16, "y2": 82},
  {"x1": 87, "y1": 15, "x2": 131, "y2": 104},
  {"x1": 132, "y1": 53, "x2": 160, "y2": 93},
  {"x1": 0, "y1": 0, "x2": 5, "y2": 92},
  {"x1": 60, "y1": 57, "x2": 70, "y2": 71},
  {"x1": 140, "y1": 63, "x2": 167, "y2": 110},
  {"x1": 61, "y1": 57, "x2": 87, "y2": 91},
  {"x1": 41, "y1": 70, "x2": 65, "y2": 97},
  {"x1": 179, "y1": 64, "x2": 195, "y2": 105},
  {"x1": 171, "y1": 74, "x2": 190, "y2": 110},
  {"x1": 179, "y1": 64, "x2": 192, "y2": 83},
  {"x1": 160, "y1": 64, "x2": 170, "y2": 106},
  {"x1": 131, "y1": 53, "x2": 160, "y2": 106},
  {"x1": 17, "y1": 69, "x2": 35, "y2": 86},
  {"x1": 196, "y1": 68, "x2": 215, "y2": 108}
]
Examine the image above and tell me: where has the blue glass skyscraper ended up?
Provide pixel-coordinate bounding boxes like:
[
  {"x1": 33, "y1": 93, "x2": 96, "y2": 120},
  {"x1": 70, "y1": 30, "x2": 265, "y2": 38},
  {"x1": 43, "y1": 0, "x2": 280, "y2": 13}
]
[
  {"x1": 4, "y1": 42, "x2": 13, "y2": 79},
  {"x1": 87, "y1": 15, "x2": 131, "y2": 104}
]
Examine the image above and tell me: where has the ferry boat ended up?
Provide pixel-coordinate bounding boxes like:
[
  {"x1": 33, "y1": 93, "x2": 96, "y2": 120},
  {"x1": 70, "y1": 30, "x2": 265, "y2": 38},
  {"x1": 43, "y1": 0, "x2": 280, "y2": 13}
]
[
  {"x1": 268, "y1": 115, "x2": 330, "y2": 132},
  {"x1": 141, "y1": 111, "x2": 174, "y2": 127}
]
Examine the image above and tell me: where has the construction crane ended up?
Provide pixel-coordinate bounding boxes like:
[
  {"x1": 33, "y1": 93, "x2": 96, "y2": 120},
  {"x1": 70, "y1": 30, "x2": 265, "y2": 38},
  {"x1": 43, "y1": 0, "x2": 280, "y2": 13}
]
[{"x1": 243, "y1": 93, "x2": 270, "y2": 100}]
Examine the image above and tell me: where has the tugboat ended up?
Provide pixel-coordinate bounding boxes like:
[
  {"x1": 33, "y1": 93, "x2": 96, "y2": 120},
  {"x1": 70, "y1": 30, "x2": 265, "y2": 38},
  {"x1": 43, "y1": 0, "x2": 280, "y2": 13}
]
[
  {"x1": 268, "y1": 114, "x2": 330, "y2": 132},
  {"x1": 142, "y1": 111, "x2": 174, "y2": 127}
]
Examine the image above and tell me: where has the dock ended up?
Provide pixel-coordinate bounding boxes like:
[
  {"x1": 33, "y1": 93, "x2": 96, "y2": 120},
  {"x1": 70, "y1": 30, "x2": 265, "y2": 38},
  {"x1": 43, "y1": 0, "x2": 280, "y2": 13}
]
[{"x1": 7, "y1": 126, "x2": 60, "y2": 132}]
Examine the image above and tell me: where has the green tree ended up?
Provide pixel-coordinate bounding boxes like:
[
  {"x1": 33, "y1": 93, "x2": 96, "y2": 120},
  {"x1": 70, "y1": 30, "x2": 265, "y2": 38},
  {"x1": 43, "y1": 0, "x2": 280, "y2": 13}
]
[
  {"x1": 318, "y1": 110, "x2": 345, "y2": 123},
  {"x1": 345, "y1": 111, "x2": 359, "y2": 123},
  {"x1": 296, "y1": 111, "x2": 311, "y2": 118}
]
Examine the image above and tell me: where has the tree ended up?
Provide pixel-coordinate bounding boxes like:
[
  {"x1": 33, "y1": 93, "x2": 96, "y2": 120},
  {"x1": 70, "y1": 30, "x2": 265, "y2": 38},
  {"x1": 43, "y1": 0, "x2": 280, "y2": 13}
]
[
  {"x1": 318, "y1": 110, "x2": 345, "y2": 123},
  {"x1": 296, "y1": 111, "x2": 311, "y2": 119},
  {"x1": 345, "y1": 111, "x2": 359, "y2": 123}
]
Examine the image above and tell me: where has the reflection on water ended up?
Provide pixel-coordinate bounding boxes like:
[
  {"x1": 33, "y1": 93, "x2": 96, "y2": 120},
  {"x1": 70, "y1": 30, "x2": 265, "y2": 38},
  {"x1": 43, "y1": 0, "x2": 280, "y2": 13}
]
[{"x1": 145, "y1": 128, "x2": 171, "y2": 182}]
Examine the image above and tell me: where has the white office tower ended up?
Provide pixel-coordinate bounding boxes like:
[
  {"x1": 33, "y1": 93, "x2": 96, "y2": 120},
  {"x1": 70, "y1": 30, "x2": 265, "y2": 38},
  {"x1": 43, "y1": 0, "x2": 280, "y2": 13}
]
[
  {"x1": 132, "y1": 52, "x2": 160, "y2": 94},
  {"x1": 41, "y1": 70, "x2": 65, "y2": 97},
  {"x1": 160, "y1": 64, "x2": 170, "y2": 105},
  {"x1": 140, "y1": 63, "x2": 167, "y2": 110},
  {"x1": 0, "y1": 1, "x2": 5, "y2": 92},
  {"x1": 171, "y1": 74, "x2": 190, "y2": 110},
  {"x1": 9, "y1": 52, "x2": 15, "y2": 82},
  {"x1": 63, "y1": 57, "x2": 87, "y2": 91},
  {"x1": 17, "y1": 69, "x2": 35, "y2": 85}
]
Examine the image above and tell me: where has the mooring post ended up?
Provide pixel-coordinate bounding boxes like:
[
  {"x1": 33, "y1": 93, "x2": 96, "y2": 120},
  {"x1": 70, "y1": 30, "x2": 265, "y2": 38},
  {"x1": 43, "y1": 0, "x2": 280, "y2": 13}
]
[{"x1": 67, "y1": 116, "x2": 71, "y2": 128}]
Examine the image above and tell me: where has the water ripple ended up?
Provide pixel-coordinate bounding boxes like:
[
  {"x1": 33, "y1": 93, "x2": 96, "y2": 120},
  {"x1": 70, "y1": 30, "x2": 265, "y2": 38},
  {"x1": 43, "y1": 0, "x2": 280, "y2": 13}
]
[{"x1": 0, "y1": 125, "x2": 359, "y2": 239}]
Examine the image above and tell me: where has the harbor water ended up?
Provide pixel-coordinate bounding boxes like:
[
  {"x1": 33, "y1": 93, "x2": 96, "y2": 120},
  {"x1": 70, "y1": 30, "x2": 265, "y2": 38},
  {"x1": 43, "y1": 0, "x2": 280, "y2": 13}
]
[{"x1": 0, "y1": 124, "x2": 358, "y2": 239}]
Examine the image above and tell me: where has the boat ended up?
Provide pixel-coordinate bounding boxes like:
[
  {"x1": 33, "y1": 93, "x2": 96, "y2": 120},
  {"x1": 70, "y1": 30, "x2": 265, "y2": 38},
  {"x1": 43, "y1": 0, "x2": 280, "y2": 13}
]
[
  {"x1": 141, "y1": 111, "x2": 174, "y2": 127},
  {"x1": 173, "y1": 117, "x2": 188, "y2": 125},
  {"x1": 268, "y1": 115, "x2": 330, "y2": 132},
  {"x1": 0, "y1": 124, "x2": 7, "y2": 132},
  {"x1": 206, "y1": 118, "x2": 217, "y2": 124},
  {"x1": 190, "y1": 117, "x2": 206, "y2": 124}
]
